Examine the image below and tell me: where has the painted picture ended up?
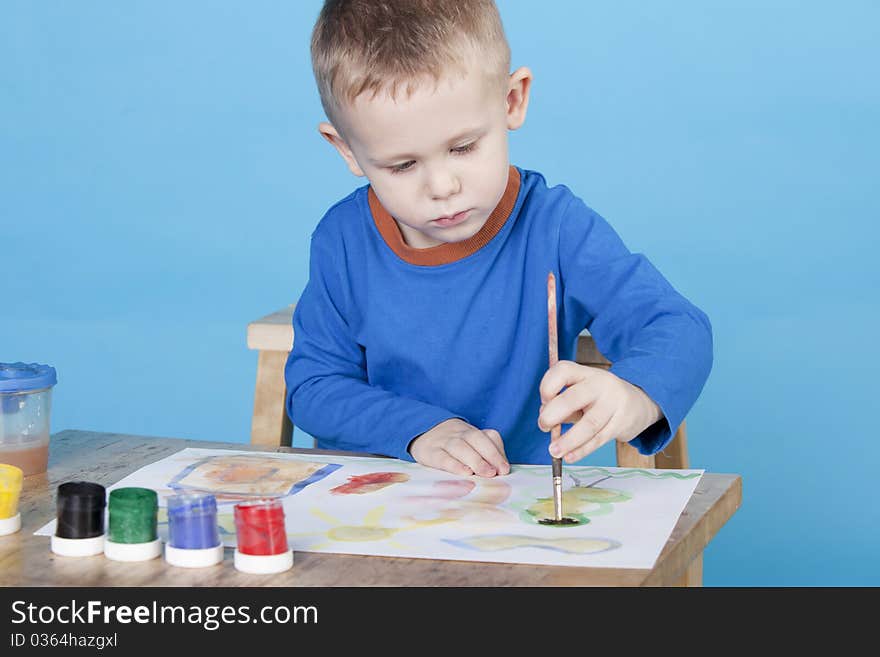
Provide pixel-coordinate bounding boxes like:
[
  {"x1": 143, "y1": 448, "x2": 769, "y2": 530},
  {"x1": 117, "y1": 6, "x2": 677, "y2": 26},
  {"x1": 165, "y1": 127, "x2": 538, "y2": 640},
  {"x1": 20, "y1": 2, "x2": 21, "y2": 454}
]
[{"x1": 36, "y1": 448, "x2": 702, "y2": 569}]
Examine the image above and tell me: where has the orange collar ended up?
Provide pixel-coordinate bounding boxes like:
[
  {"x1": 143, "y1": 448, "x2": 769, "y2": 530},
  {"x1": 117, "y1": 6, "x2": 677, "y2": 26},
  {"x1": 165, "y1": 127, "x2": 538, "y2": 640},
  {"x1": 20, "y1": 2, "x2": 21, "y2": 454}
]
[{"x1": 367, "y1": 165, "x2": 521, "y2": 266}]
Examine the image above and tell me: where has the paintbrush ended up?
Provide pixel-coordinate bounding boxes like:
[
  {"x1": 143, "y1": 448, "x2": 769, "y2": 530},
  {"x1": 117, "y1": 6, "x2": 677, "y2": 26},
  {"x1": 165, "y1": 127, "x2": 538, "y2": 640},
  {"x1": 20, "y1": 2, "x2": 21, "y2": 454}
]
[{"x1": 547, "y1": 272, "x2": 563, "y2": 522}]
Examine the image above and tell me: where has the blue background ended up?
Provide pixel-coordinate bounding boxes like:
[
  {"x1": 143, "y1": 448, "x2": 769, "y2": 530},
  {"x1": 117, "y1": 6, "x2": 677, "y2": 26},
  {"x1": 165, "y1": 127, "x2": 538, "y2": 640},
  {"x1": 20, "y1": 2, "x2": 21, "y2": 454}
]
[{"x1": 2, "y1": 1, "x2": 878, "y2": 585}]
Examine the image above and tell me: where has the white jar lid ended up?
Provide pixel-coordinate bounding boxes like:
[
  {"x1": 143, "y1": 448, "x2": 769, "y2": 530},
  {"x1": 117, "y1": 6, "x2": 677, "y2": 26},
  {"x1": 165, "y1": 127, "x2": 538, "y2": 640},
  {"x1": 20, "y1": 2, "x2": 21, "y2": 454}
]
[
  {"x1": 233, "y1": 549, "x2": 293, "y2": 574},
  {"x1": 104, "y1": 538, "x2": 163, "y2": 562},
  {"x1": 165, "y1": 543, "x2": 225, "y2": 568},
  {"x1": 51, "y1": 533, "x2": 105, "y2": 557},
  {"x1": 0, "y1": 513, "x2": 21, "y2": 536}
]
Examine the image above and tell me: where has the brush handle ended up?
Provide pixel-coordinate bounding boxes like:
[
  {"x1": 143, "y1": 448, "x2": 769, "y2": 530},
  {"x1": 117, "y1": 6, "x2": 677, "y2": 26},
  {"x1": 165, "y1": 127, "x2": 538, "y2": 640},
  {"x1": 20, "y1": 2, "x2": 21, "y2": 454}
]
[
  {"x1": 548, "y1": 272, "x2": 564, "y2": 521},
  {"x1": 547, "y1": 272, "x2": 561, "y2": 453}
]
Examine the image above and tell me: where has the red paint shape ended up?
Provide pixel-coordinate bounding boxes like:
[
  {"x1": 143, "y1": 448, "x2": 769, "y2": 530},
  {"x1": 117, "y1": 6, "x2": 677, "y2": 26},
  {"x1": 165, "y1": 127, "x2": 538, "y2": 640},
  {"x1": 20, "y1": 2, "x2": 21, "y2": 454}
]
[{"x1": 330, "y1": 472, "x2": 409, "y2": 495}]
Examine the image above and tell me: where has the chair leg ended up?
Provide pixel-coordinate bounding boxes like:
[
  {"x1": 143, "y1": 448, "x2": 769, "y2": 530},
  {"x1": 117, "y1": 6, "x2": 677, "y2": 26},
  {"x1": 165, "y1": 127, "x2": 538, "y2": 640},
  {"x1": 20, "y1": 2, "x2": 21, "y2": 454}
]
[
  {"x1": 250, "y1": 350, "x2": 293, "y2": 447},
  {"x1": 654, "y1": 421, "x2": 689, "y2": 469},
  {"x1": 616, "y1": 441, "x2": 656, "y2": 468}
]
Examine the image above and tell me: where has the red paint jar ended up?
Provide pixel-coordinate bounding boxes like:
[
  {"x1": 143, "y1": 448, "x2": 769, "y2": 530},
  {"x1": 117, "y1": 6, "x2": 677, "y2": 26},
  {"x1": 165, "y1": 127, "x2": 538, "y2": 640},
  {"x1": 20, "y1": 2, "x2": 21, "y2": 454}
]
[
  {"x1": 234, "y1": 499, "x2": 293, "y2": 574},
  {"x1": 233, "y1": 499, "x2": 288, "y2": 556},
  {"x1": 233, "y1": 498, "x2": 292, "y2": 574}
]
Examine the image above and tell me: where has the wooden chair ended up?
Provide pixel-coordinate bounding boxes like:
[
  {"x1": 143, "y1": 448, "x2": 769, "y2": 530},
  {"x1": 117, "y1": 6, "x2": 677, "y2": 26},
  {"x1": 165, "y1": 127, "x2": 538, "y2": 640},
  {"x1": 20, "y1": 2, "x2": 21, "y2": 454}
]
[{"x1": 246, "y1": 304, "x2": 699, "y2": 584}]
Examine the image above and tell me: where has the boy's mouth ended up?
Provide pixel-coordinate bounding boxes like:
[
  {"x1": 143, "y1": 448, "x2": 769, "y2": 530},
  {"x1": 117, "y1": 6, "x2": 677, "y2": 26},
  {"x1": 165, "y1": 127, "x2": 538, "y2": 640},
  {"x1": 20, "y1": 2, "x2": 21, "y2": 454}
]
[{"x1": 432, "y1": 209, "x2": 472, "y2": 227}]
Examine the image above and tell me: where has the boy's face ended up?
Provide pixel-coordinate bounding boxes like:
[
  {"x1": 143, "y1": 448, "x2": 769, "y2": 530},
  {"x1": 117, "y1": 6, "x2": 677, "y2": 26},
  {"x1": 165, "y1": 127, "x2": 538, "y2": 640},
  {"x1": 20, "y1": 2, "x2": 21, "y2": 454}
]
[{"x1": 320, "y1": 65, "x2": 532, "y2": 248}]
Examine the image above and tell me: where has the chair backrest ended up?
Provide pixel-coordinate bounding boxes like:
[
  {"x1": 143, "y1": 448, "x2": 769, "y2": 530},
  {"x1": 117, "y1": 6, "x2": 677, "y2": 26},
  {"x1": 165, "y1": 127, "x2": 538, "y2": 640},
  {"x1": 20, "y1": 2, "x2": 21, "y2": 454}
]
[{"x1": 247, "y1": 304, "x2": 688, "y2": 469}]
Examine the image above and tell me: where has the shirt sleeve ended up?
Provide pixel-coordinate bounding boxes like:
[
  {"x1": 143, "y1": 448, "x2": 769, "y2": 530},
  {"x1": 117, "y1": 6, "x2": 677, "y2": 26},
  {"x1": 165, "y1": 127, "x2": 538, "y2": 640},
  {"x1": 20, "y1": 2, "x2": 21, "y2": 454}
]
[
  {"x1": 558, "y1": 196, "x2": 713, "y2": 455},
  {"x1": 284, "y1": 230, "x2": 461, "y2": 461}
]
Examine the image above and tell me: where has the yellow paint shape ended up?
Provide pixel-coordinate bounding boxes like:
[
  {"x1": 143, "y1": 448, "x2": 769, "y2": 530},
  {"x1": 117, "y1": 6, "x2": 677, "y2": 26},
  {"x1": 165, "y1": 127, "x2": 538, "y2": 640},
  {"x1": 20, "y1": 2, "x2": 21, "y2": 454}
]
[
  {"x1": 310, "y1": 508, "x2": 344, "y2": 526},
  {"x1": 402, "y1": 502, "x2": 513, "y2": 526},
  {"x1": 327, "y1": 525, "x2": 398, "y2": 542},
  {"x1": 528, "y1": 495, "x2": 596, "y2": 519},
  {"x1": 216, "y1": 512, "x2": 236, "y2": 535},
  {"x1": 526, "y1": 487, "x2": 631, "y2": 521},
  {"x1": 569, "y1": 487, "x2": 631, "y2": 503},
  {"x1": 363, "y1": 506, "x2": 386, "y2": 526},
  {"x1": 292, "y1": 504, "x2": 419, "y2": 549},
  {"x1": 453, "y1": 534, "x2": 617, "y2": 554},
  {"x1": 0, "y1": 464, "x2": 23, "y2": 519},
  {"x1": 468, "y1": 480, "x2": 512, "y2": 505}
]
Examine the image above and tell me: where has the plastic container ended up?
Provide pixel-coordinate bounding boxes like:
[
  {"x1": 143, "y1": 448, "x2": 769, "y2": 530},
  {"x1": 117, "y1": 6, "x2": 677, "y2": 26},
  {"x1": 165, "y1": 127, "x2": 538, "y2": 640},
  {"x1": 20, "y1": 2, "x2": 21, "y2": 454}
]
[
  {"x1": 164, "y1": 493, "x2": 224, "y2": 568},
  {"x1": 104, "y1": 487, "x2": 162, "y2": 562},
  {"x1": 233, "y1": 498, "x2": 293, "y2": 574},
  {"x1": 0, "y1": 362, "x2": 57, "y2": 476},
  {"x1": 51, "y1": 481, "x2": 106, "y2": 557},
  {"x1": 0, "y1": 464, "x2": 23, "y2": 536}
]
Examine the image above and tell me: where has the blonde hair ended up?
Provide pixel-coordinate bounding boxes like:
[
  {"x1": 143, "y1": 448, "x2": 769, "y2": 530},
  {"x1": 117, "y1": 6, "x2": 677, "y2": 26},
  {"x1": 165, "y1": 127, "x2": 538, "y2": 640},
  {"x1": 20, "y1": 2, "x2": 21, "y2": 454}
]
[{"x1": 311, "y1": 0, "x2": 511, "y2": 128}]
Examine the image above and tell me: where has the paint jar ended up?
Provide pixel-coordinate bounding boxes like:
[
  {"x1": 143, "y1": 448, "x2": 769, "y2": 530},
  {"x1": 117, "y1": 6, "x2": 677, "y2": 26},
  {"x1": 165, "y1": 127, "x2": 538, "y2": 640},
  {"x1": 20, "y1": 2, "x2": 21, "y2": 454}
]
[
  {"x1": 233, "y1": 498, "x2": 293, "y2": 574},
  {"x1": 0, "y1": 463, "x2": 23, "y2": 536},
  {"x1": 164, "y1": 493, "x2": 224, "y2": 568},
  {"x1": 0, "y1": 362, "x2": 57, "y2": 476},
  {"x1": 104, "y1": 487, "x2": 162, "y2": 562},
  {"x1": 51, "y1": 481, "x2": 106, "y2": 557}
]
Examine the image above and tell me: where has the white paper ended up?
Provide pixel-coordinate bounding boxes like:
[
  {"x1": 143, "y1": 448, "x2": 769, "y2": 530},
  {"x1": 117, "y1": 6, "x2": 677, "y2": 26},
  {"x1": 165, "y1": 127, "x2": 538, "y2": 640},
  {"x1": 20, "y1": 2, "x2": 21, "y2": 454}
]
[{"x1": 36, "y1": 447, "x2": 703, "y2": 569}]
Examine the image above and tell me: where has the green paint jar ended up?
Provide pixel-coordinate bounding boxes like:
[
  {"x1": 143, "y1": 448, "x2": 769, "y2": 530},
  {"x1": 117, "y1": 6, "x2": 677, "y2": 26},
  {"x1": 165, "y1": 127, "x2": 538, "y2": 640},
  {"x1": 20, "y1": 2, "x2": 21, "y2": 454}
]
[{"x1": 107, "y1": 487, "x2": 158, "y2": 544}]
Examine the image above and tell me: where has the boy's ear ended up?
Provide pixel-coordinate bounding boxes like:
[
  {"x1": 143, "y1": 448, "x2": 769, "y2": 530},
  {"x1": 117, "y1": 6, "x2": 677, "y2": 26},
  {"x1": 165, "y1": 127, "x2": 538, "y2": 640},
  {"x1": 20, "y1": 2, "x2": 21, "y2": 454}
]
[
  {"x1": 318, "y1": 122, "x2": 365, "y2": 177},
  {"x1": 506, "y1": 66, "x2": 533, "y2": 131}
]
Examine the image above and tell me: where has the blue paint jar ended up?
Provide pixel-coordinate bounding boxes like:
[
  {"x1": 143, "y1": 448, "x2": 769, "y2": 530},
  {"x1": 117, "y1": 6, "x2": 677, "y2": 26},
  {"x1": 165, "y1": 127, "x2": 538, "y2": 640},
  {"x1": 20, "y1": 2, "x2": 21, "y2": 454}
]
[
  {"x1": 167, "y1": 493, "x2": 220, "y2": 549},
  {"x1": 164, "y1": 493, "x2": 224, "y2": 568}
]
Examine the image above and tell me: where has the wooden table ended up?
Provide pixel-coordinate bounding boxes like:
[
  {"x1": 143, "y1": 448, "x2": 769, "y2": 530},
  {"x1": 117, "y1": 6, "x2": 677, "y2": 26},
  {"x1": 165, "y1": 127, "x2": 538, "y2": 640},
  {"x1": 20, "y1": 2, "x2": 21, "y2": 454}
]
[{"x1": 0, "y1": 430, "x2": 741, "y2": 587}]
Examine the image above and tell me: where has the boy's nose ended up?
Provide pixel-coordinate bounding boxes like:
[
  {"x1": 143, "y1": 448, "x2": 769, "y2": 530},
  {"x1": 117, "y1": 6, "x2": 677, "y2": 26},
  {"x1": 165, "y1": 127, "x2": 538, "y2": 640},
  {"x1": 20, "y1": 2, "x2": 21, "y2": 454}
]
[{"x1": 426, "y1": 169, "x2": 461, "y2": 200}]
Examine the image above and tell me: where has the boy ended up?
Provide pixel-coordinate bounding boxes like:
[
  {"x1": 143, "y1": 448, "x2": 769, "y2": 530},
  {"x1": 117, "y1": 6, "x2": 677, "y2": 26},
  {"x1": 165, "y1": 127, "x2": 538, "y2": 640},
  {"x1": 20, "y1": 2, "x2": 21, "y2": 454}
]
[{"x1": 285, "y1": 0, "x2": 712, "y2": 478}]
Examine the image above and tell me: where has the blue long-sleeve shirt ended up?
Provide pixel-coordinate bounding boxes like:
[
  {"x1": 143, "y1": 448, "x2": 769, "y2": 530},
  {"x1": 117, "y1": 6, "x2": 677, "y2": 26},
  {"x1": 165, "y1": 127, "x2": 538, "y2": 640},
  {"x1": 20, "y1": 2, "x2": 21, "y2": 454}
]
[{"x1": 285, "y1": 165, "x2": 712, "y2": 464}]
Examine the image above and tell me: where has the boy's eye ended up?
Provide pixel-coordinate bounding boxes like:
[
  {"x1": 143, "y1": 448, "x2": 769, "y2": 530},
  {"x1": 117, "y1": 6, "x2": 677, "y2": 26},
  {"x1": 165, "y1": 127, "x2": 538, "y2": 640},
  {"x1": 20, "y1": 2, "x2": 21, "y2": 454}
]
[
  {"x1": 388, "y1": 141, "x2": 477, "y2": 174},
  {"x1": 390, "y1": 161, "x2": 415, "y2": 174}
]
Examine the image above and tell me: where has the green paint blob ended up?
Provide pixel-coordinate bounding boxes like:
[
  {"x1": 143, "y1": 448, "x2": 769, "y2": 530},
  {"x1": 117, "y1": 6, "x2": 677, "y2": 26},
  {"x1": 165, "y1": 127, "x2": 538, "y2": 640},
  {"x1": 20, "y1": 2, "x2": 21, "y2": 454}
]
[
  {"x1": 108, "y1": 487, "x2": 158, "y2": 544},
  {"x1": 538, "y1": 517, "x2": 581, "y2": 526},
  {"x1": 521, "y1": 508, "x2": 590, "y2": 527}
]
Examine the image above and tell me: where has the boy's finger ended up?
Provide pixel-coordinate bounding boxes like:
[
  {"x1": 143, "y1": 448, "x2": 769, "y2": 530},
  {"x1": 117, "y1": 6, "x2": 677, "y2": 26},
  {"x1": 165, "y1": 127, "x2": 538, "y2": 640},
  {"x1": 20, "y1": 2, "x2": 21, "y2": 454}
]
[
  {"x1": 538, "y1": 361, "x2": 599, "y2": 403},
  {"x1": 446, "y1": 439, "x2": 497, "y2": 478},
  {"x1": 482, "y1": 428, "x2": 503, "y2": 450},
  {"x1": 539, "y1": 405, "x2": 583, "y2": 426},
  {"x1": 538, "y1": 382, "x2": 598, "y2": 431},
  {"x1": 563, "y1": 421, "x2": 618, "y2": 464},
  {"x1": 465, "y1": 429, "x2": 508, "y2": 475},
  {"x1": 548, "y1": 407, "x2": 612, "y2": 459},
  {"x1": 432, "y1": 451, "x2": 474, "y2": 477},
  {"x1": 479, "y1": 429, "x2": 510, "y2": 475}
]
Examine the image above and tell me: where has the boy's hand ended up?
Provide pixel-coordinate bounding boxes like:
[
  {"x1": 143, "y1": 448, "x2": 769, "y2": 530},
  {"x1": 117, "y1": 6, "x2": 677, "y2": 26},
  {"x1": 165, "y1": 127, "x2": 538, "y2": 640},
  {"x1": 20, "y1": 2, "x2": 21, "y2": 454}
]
[
  {"x1": 538, "y1": 361, "x2": 663, "y2": 463},
  {"x1": 409, "y1": 419, "x2": 511, "y2": 478}
]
